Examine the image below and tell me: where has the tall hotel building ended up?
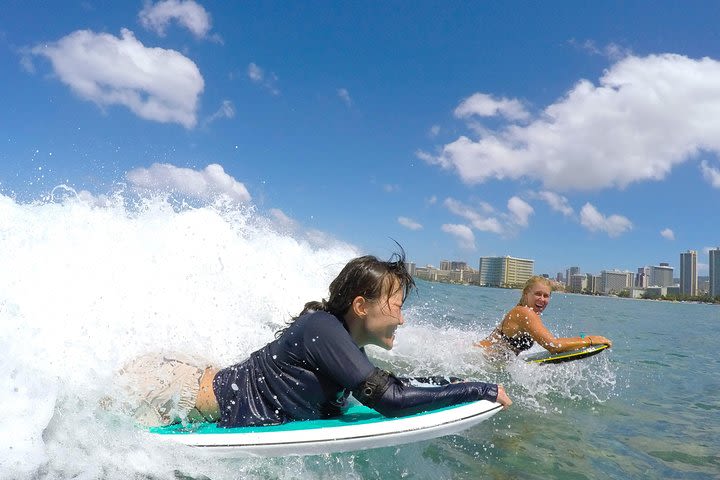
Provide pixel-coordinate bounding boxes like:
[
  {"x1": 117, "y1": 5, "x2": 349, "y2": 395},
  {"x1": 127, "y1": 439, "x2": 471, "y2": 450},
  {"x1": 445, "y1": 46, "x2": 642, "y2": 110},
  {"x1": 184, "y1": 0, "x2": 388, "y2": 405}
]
[
  {"x1": 650, "y1": 263, "x2": 674, "y2": 287},
  {"x1": 599, "y1": 270, "x2": 634, "y2": 295},
  {"x1": 680, "y1": 250, "x2": 697, "y2": 296},
  {"x1": 479, "y1": 256, "x2": 534, "y2": 288},
  {"x1": 710, "y1": 247, "x2": 720, "y2": 299}
]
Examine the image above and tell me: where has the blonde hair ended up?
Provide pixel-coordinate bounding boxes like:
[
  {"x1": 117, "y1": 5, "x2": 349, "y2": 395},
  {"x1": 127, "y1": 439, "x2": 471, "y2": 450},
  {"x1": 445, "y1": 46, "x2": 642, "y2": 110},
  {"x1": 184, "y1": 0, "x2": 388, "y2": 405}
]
[{"x1": 517, "y1": 276, "x2": 552, "y2": 306}]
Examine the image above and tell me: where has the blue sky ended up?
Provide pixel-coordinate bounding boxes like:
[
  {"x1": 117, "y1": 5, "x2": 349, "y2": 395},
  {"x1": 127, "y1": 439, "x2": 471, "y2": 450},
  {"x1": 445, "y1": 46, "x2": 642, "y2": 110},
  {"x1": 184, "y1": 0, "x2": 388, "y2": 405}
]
[{"x1": 2, "y1": 1, "x2": 719, "y2": 277}]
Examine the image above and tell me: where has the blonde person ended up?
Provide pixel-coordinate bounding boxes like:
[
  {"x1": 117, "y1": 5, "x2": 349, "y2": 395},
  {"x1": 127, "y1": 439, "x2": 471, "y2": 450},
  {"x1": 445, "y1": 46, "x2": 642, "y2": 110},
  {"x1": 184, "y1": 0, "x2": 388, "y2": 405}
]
[{"x1": 475, "y1": 276, "x2": 612, "y2": 356}]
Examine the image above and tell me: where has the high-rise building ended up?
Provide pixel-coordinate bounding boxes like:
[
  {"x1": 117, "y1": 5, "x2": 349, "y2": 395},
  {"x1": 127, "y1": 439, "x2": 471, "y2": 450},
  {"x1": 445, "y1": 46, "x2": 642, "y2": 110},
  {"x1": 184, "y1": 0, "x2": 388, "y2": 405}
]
[
  {"x1": 680, "y1": 250, "x2": 698, "y2": 297},
  {"x1": 568, "y1": 273, "x2": 587, "y2": 293},
  {"x1": 710, "y1": 248, "x2": 720, "y2": 299},
  {"x1": 479, "y1": 256, "x2": 534, "y2": 288},
  {"x1": 650, "y1": 263, "x2": 674, "y2": 287},
  {"x1": 450, "y1": 261, "x2": 468, "y2": 271},
  {"x1": 599, "y1": 270, "x2": 634, "y2": 295},
  {"x1": 635, "y1": 267, "x2": 650, "y2": 288},
  {"x1": 586, "y1": 273, "x2": 600, "y2": 294},
  {"x1": 565, "y1": 267, "x2": 579, "y2": 286},
  {"x1": 440, "y1": 260, "x2": 451, "y2": 271},
  {"x1": 405, "y1": 261, "x2": 416, "y2": 277}
]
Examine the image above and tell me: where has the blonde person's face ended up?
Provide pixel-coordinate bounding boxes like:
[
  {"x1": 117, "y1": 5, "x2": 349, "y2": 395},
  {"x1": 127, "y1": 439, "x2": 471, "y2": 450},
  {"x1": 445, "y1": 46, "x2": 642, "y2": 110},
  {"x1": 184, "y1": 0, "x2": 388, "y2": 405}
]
[
  {"x1": 524, "y1": 283, "x2": 551, "y2": 314},
  {"x1": 363, "y1": 286, "x2": 404, "y2": 350}
]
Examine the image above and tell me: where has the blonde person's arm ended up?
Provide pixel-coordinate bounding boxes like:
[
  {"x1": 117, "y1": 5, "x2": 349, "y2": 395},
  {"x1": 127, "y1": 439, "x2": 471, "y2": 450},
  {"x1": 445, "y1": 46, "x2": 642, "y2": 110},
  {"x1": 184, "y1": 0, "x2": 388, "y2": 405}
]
[{"x1": 514, "y1": 307, "x2": 612, "y2": 354}]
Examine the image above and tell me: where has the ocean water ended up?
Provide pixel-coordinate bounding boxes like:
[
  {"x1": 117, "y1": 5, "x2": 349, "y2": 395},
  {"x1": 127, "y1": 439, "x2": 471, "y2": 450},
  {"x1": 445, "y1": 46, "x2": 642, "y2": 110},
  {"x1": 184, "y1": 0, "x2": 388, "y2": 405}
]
[{"x1": 1, "y1": 190, "x2": 718, "y2": 479}]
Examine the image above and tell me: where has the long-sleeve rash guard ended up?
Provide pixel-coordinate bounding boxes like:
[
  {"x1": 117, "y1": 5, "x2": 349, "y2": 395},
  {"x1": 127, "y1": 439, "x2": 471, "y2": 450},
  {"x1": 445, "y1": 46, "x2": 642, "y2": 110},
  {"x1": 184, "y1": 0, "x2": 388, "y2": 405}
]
[{"x1": 213, "y1": 311, "x2": 498, "y2": 428}]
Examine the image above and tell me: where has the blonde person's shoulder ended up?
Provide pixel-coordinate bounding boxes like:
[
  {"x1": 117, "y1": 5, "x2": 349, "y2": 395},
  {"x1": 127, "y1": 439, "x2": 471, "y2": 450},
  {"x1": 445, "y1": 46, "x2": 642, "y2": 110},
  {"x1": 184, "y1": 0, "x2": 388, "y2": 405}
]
[{"x1": 505, "y1": 305, "x2": 538, "y2": 328}]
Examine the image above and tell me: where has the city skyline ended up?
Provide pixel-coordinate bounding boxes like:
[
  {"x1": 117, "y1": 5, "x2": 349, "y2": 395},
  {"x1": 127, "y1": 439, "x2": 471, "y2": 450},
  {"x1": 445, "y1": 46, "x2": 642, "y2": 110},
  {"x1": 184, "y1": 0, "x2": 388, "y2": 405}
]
[
  {"x1": 2, "y1": 2, "x2": 719, "y2": 274},
  {"x1": 415, "y1": 248, "x2": 718, "y2": 298},
  {"x1": 414, "y1": 245, "x2": 719, "y2": 278}
]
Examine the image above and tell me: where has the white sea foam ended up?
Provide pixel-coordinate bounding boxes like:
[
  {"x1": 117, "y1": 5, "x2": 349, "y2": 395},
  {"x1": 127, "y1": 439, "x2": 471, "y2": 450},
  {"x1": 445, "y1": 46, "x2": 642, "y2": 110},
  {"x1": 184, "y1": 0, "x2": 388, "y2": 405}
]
[{"x1": 0, "y1": 188, "x2": 361, "y2": 479}]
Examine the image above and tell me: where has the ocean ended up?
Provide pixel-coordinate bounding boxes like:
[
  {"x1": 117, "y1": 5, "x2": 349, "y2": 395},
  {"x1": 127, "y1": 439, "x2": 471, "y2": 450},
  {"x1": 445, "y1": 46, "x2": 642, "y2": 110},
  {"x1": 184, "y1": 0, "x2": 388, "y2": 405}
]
[{"x1": 1, "y1": 190, "x2": 718, "y2": 479}]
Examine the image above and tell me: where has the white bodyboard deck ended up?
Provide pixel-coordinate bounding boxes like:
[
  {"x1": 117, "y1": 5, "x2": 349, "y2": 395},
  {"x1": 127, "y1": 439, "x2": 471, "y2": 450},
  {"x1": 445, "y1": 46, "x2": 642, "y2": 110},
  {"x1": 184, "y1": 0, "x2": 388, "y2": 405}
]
[{"x1": 149, "y1": 400, "x2": 502, "y2": 457}]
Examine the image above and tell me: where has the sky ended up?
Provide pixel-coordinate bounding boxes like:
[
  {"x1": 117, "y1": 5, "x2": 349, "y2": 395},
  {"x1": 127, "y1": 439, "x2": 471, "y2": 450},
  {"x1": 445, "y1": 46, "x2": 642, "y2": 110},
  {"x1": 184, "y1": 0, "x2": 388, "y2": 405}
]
[{"x1": 2, "y1": 1, "x2": 720, "y2": 277}]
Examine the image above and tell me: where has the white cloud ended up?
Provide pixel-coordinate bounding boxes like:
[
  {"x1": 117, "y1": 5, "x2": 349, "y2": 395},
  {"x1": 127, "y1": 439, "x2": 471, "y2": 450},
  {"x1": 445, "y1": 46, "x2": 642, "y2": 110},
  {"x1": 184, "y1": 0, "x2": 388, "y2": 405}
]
[
  {"x1": 444, "y1": 198, "x2": 503, "y2": 234},
  {"x1": 205, "y1": 99, "x2": 234, "y2": 125},
  {"x1": 421, "y1": 54, "x2": 720, "y2": 191},
  {"x1": 247, "y1": 62, "x2": 280, "y2": 95},
  {"x1": 569, "y1": 39, "x2": 631, "y2": 61},
  {"x1": 700, "y1": 160, "x2": 720, "y2": 188},
  {"x1": 383, "y1": 184, "x2": 400, "y2": 193},
  {"x1": 30, "y1": 29, "x2": 203, "y2": 128},
  {"x1": 126, "y1": 163, "x2": 251, "y2": 202},
  {"x1": 248, "y1": 62, "x2": 263, "y2": 82},
  {"x1": 139, "y1": 0, "x2": 212, "y2": 39},
  {"x1": 579, "y1": 203, "x2": 632, "y2": 237},
  {"x1": 535, "y1": 190, "x2": 574, "y2": 216},
  {"x1": 398, "y1": 216, "x2": 423, "y2": 230},
  {"x1": 507, "y1": 196, "x2": 534, "y2": 226},
  {"x1": 427, "y1": 195, "x2": 437, "y2": 205},
  {"x1": 441, "y1": 224, "x2": 476, "y2": 250},
  {"x1": 660, "y1": 228, "x2": 675, "y2": 240},
  {"x1": 429, "y1": 125, "x2": 441, "y2": 138},
  {"x1": 454, "y1": 93, "x2": 529, "y2": 121},
  {"x1": 337, "y1": 88, "x2": 352, "y2": 107}
]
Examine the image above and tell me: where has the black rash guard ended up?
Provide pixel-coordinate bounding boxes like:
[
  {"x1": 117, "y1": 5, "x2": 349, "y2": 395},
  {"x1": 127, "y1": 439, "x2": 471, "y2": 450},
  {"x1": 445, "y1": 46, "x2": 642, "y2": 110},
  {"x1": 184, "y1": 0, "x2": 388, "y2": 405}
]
[{"x1": 213, "y1": 311, "x2": 499, "y2": 428}]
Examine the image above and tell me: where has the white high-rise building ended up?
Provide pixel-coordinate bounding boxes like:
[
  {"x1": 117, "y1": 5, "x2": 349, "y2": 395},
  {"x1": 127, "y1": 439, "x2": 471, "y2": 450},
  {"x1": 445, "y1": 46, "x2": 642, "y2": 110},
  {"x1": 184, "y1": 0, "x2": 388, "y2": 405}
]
[
  {"x1": 680, "y1": 250, "x2": 697, "y2": 297},
  {"x1": 710, "y1": 248, "x2": 720, "y2": 299},
  {"x1": 599, "y1": 270, "x2": 634, "y2": 295},
  {"x1": 649, "y1": 263, "x2": 674, "y2": 287}
]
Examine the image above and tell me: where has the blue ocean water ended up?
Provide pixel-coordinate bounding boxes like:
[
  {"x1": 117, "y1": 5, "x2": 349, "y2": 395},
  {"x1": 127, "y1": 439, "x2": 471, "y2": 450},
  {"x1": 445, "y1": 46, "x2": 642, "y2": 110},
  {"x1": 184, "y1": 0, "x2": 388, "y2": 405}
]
[
  {"x1": 396, "y1": 281, "x2": 720, "y2": 479},
  {"x1": 1, "y1": 192, "x2": 718, "y2": 479}
]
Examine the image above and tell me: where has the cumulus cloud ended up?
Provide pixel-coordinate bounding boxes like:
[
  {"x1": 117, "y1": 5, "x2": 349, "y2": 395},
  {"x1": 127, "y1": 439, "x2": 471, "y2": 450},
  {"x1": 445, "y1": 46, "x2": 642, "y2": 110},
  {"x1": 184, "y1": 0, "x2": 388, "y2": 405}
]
[
  {"x1": 248, "y1": 62, "x2": 280, "y2": 95},
  {"x1": 429, "y1": 125, "x2": 441, "y2": 138},
  {"x1": 444, "y1": 198, "x2": 503, "y2": 234},
  {"x1": 441, "y1": 224, "x2": 476, "y2": 250},
  {"x1": 534, "y1": 190, "x2": 574, "y2": 216},
  {"x1": 660, "y1": 228, "x2": 675, "y2": 240},
  {"x1": 454, "y1": 93, "x2": 529, "y2": 121},
  {"x1": 29, "y1": 29, "x2": 203, "y2": 128},
  {"x1": 700, "y1": 160, "x2": 720, "y2": 188},
  {"x1": 337, "y1": 88, "x2": 352, "y2": 107},
  {"x1": 139, "y1": 0, "x2": 212, "y2": 39},
  {"x1": 579, "y1": 203, "x2": 632, "y2": 237},
  {"x1": 398, "y1": 216, "x2": 423, "y2": 230},
  {"x1": 126, "y1": 163, "x2": 251, "y2": 202},
  {"x1": 507, "y1": 196, "x2": 534, "y2": 226},
  {"x1": 420, "y1": 54, "x2": 720, "y2": 191}
]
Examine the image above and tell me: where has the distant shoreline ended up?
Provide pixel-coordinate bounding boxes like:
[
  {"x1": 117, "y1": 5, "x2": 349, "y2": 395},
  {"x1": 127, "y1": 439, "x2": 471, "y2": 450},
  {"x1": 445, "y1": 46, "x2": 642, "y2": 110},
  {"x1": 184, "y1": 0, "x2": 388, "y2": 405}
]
[{"x1": 414, "y1": 276, "x2": 720, "y2": 305}]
